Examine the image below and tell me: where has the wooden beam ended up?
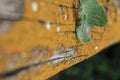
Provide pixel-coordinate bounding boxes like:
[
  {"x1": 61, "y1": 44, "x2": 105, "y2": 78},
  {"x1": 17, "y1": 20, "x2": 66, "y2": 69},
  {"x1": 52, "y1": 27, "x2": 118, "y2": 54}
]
[{"x1": 0, "y1": 0, "x2": 120, "y2": 79}]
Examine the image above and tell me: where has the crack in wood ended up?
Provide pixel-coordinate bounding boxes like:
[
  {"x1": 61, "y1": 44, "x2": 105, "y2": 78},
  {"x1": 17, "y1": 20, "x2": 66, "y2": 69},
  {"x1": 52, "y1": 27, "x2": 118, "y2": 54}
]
[{"x1": 0, "y1": 55, "x2": 87, "y2": 78}]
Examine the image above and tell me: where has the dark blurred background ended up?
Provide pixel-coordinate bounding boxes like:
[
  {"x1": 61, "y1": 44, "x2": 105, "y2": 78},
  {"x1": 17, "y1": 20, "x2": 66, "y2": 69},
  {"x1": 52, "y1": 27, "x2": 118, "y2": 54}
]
[{"x1": 48, "y1": 43, "x2": 120, "y2": 80}]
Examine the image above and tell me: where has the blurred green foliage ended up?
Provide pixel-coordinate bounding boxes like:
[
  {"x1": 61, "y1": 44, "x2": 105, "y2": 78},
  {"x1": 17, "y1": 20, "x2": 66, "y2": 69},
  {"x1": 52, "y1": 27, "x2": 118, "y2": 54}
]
[{"x1": 49, "y1": 43, "x2": 120, "y2": 80}]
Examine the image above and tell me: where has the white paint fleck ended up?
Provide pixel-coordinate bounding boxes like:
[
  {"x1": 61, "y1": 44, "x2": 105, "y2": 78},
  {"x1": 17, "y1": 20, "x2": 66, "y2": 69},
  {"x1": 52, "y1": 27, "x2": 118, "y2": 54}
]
[
  {"x1": 32, "y1": 2, "x2": 38, "y2": 12},
  {"x1": 64, "y1": 15, "x2": 68, "y2": 20},
  {"x1": 94, "y1": 46, "x2": 98, "y2": 50},
  {"x1": 56, "y1": 23, "x2": 60, "y2": 32},
  {"x1": 46, "y1": 21, "x2": 51, "y2": 30}
]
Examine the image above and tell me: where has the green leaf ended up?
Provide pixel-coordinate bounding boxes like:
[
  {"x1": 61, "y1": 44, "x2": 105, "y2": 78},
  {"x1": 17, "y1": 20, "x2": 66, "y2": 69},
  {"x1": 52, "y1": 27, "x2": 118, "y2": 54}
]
[{"x1": 76, "y1": 0, "x2": 108, "y2": 42}]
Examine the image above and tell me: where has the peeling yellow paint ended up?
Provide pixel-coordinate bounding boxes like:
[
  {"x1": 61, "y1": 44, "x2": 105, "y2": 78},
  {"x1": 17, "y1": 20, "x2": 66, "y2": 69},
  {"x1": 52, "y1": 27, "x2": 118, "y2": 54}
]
[{"x1": 0, "y1": 0, "x2": 120, "y2": 80}]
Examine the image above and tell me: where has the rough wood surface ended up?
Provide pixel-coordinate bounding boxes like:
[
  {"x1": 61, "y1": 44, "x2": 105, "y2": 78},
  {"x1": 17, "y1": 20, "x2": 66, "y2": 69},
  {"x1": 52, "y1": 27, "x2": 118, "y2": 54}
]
[{"x1": 0, "y1": 0, "x2": 120, "y2": 80}]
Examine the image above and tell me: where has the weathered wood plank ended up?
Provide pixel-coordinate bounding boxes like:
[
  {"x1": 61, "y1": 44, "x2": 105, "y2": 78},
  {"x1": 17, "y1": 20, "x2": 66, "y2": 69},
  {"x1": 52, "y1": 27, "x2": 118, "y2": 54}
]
[{"x1": 0, "y1": 0, "x2": 119, "y2": 80}]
